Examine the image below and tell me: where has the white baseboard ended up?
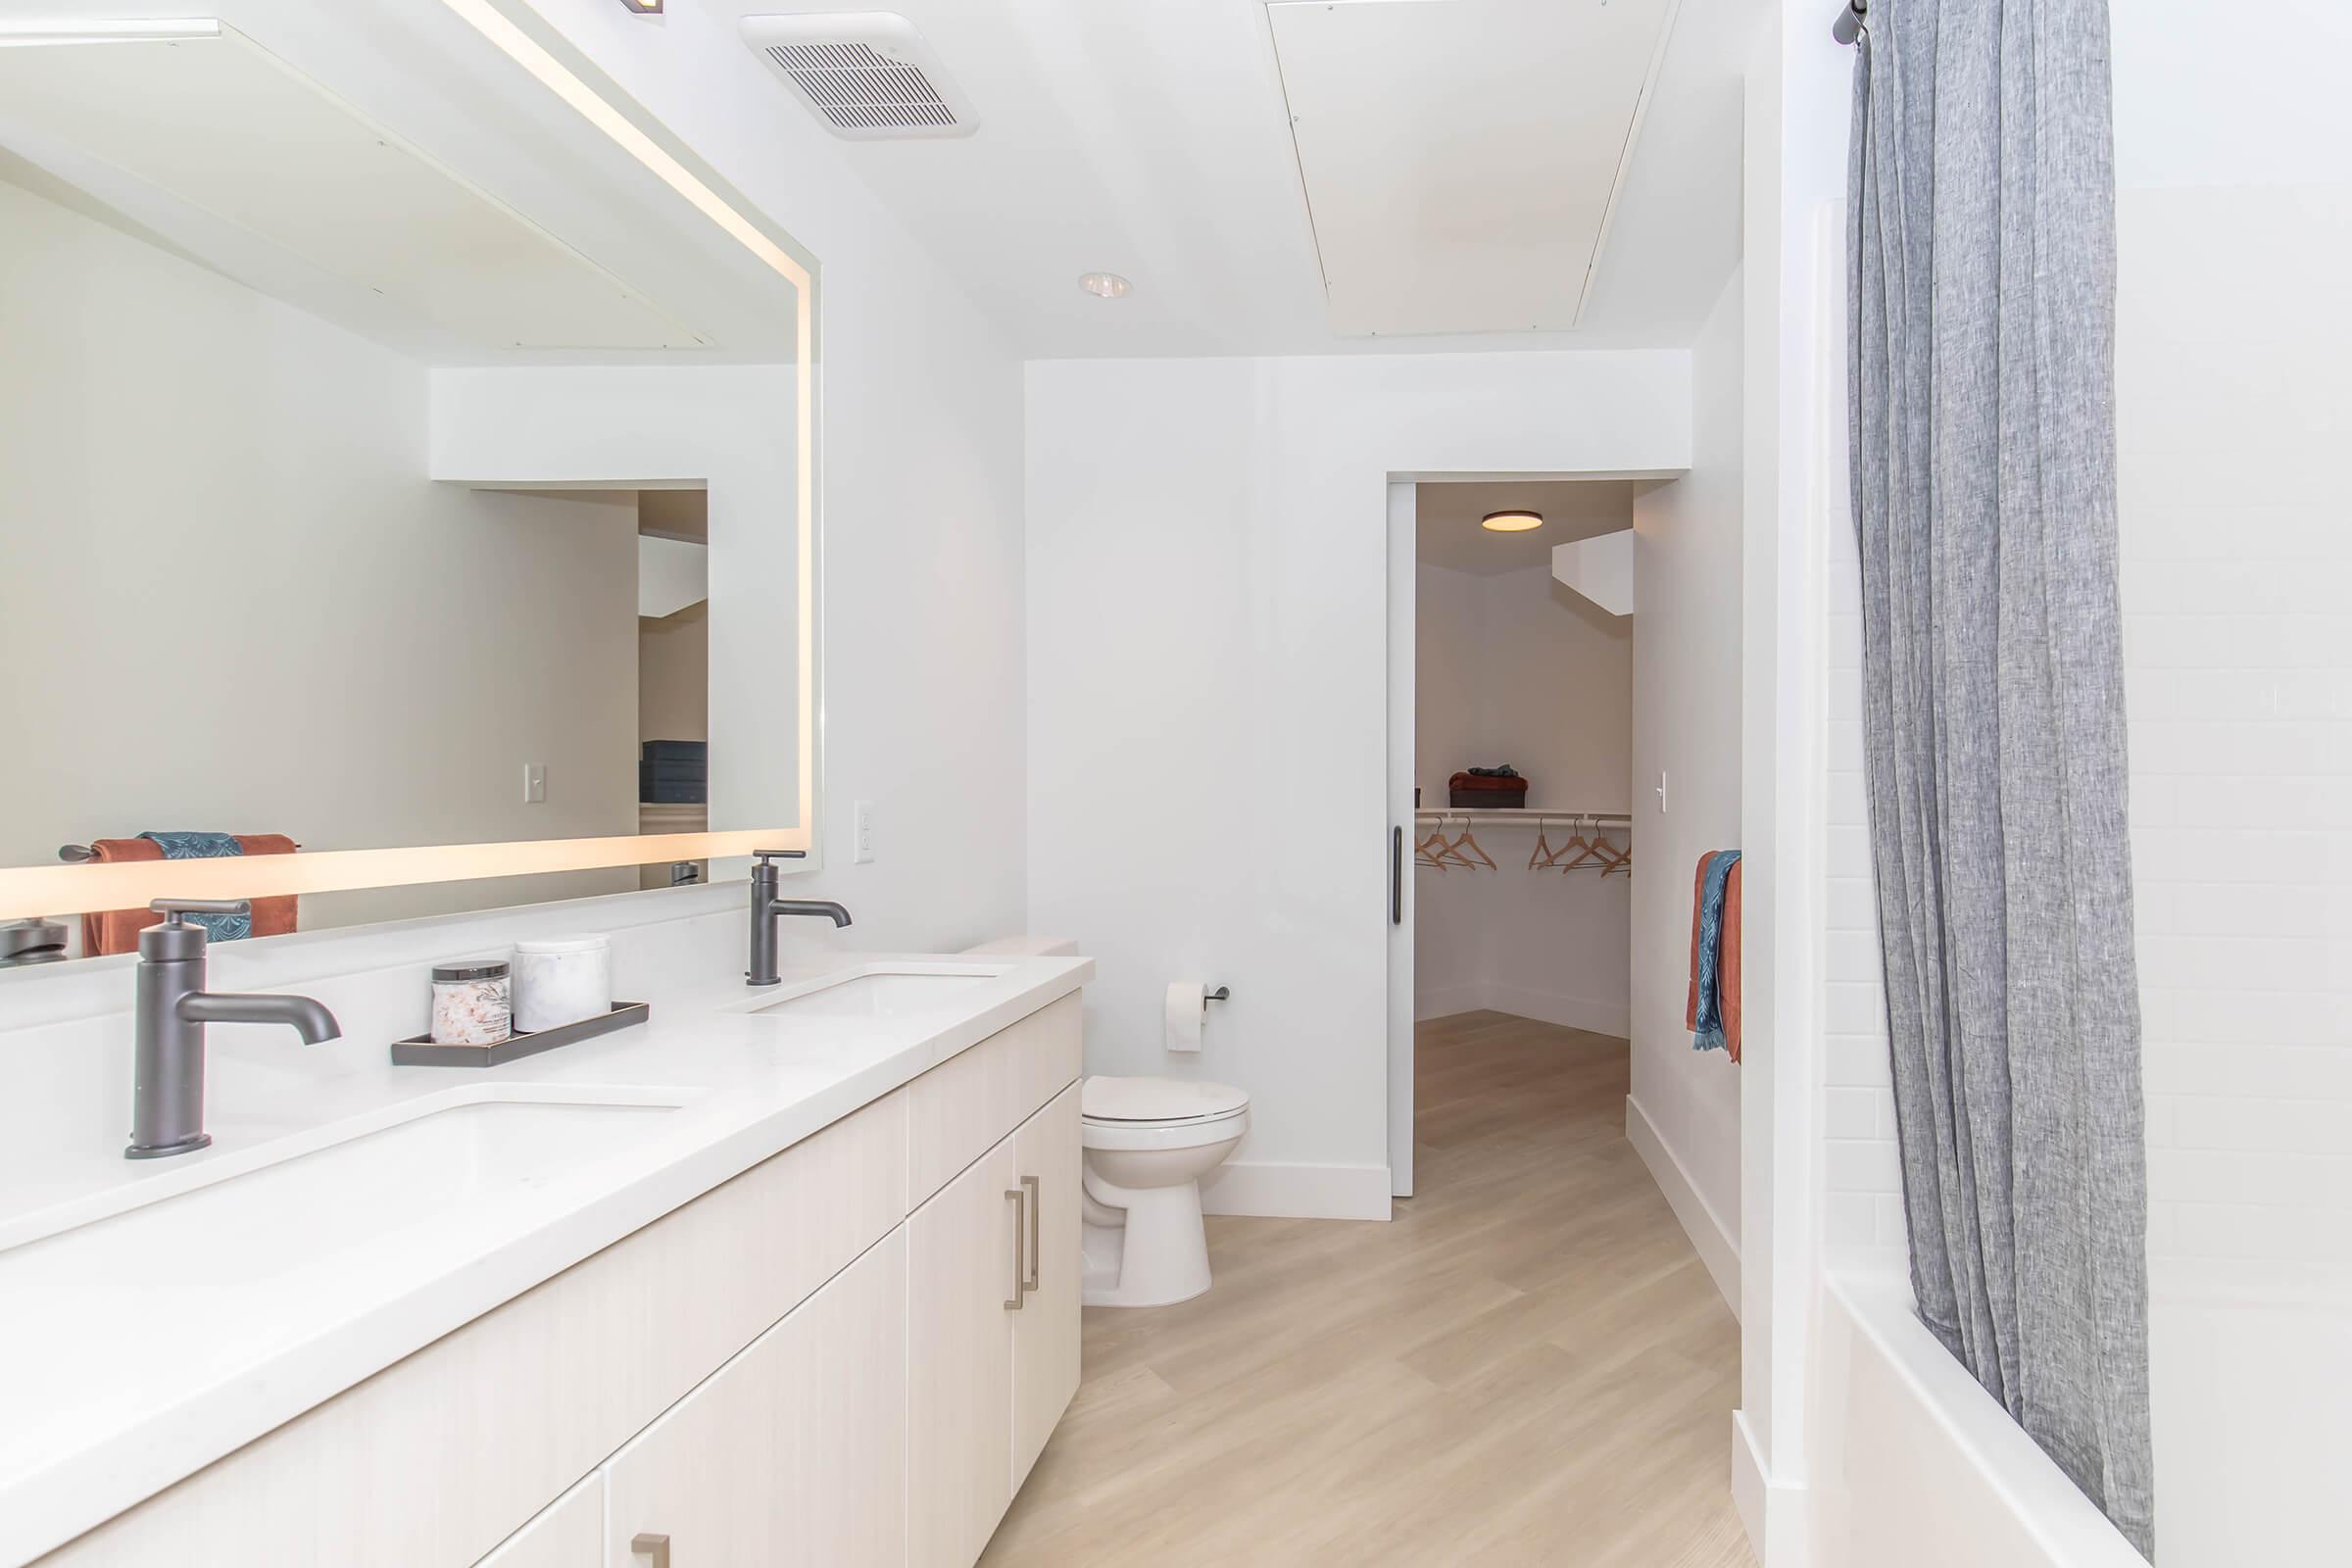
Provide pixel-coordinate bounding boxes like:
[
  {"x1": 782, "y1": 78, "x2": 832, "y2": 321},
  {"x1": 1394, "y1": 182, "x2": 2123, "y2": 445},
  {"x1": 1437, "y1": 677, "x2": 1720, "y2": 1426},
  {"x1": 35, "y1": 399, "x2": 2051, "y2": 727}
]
[
  {"x1": 1732, "y1": 1408, "x2": 1811, "y2": 1566},
  {"x1": 1482, "y1": 982, "x2": 1631, "y2": 1039},
  {"x1": 1626, "y1": 1094, "x2": 1740, "y2": 1316},
  {"x1": 1414, "y1": 983, "x2": 1484, "y2": 1021},
  {"x1": 1198, "y1": 1160, "x2": 1393, "y2": 1221},
  {"x1": 1732, "y1": 1409, "x2": 1768, "y2": 1553}
]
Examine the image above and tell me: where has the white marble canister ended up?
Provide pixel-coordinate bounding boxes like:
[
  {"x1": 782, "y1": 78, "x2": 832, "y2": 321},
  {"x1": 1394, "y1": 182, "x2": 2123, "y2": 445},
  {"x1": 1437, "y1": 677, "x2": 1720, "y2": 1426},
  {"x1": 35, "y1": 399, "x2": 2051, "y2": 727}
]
[{"x1": 512, "y1": 934, "x2": 612, "y2": 1034}]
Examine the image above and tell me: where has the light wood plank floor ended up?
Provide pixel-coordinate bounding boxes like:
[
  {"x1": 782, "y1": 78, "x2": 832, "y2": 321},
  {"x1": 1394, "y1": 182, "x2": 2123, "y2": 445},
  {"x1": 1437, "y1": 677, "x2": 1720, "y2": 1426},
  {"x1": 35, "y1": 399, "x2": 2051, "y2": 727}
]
[{"x1": 980, "y1": 1010, "x2": 1753, "y2": 1567}]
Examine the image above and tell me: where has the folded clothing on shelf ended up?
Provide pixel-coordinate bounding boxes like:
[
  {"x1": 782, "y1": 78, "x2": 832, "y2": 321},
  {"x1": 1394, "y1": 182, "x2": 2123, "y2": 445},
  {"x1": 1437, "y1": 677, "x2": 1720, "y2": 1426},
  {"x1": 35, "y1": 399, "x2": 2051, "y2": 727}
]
[{"x1": 1449, "y1": 770, "x2": 1530, "y2": 808}]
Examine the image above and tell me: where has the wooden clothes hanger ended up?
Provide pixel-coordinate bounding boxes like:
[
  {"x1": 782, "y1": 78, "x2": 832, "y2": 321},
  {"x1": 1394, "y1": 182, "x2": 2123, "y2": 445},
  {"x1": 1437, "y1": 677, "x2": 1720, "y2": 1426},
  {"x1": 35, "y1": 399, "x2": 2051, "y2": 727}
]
[
  {"x1": 1559, "y1": 813, "x2": 1607, "y2": 872},
  {"x1": 1527, "y1": 814, "x2": 1561, "y2": 870},
  {"x1": 1596, "y1": 822, "x2": 1633, "y2": 876},
  {"x1": 1445, "y1": 812, "x2": 1496, "y2": 869}
]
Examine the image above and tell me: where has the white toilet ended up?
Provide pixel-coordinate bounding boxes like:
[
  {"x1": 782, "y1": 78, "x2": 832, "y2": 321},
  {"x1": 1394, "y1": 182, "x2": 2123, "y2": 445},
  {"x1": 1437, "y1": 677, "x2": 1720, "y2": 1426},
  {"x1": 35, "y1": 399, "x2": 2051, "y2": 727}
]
[{"x1": 1080, "y1": 1075, "x2": 1250, "y2": 1308}]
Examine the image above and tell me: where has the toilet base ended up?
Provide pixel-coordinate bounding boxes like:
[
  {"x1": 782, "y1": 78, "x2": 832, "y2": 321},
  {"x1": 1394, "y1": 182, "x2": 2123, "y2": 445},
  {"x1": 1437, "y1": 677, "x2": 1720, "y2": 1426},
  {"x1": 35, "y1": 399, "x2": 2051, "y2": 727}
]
[{"x1": 1079, "y1": 1179, "x2": 1214, "y2": 1308}]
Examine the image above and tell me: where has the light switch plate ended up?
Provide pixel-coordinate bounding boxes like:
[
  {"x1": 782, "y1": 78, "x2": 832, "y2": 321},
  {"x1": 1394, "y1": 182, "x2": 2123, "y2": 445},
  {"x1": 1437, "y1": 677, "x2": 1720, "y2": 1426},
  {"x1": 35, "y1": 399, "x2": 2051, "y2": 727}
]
[
  {"x1": 523, "y1": 762, "x2": 547, "y2": 805},
  {"x1": 853, "y1": 800, "x2": 875, "y2": 863}
]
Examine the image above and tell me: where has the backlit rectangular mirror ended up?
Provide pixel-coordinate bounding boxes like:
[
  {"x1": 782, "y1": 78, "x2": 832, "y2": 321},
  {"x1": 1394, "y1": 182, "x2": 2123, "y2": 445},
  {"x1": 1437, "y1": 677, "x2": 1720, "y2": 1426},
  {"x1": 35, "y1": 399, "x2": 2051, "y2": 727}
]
[{"x1": 0, "y1": 12, "x2": 817, "y2": 962}]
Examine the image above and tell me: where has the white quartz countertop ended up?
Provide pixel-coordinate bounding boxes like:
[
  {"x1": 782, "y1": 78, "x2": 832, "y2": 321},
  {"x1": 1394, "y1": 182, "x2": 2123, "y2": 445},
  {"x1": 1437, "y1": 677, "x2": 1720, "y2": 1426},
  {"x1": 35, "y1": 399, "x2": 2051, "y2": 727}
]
[{"x1": 0, "y1": 950, "x2": 1092, "y2": 1566}]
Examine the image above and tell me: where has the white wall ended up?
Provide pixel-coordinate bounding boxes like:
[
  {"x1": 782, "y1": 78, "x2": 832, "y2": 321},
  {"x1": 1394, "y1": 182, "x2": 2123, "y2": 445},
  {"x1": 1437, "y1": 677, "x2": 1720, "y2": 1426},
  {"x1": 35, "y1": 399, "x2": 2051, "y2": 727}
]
[
  {"x1": 433, "y1": 0, "x2": 1032, "y2": 958},
  {"x1": 1737, "y1": 3, "x2": 1851, "y2": 1550},
  {"x1": 1414, "y1": 560, "x2": 1634, "y2": 1035},
  {"x1": 639, "y1": 601, "x2": 708, "y2": 746},
  {"x1": 0, "y1": 177, "x2": 641, "y2": 940},
  {"x1": 1628, "y1": 268, "x2": 1745, "y2": 1313},
  {"x1": 1027, "y1": 350, "x2": 1690, "y2": 1220}
]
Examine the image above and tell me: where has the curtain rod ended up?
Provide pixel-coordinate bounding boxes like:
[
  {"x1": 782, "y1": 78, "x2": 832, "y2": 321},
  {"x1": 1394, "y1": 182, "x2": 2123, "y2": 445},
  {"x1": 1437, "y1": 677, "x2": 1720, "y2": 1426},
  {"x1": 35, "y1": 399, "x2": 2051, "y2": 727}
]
[{"x1": 1833, "y1": 0, "x2": 1866, "y2": 44}]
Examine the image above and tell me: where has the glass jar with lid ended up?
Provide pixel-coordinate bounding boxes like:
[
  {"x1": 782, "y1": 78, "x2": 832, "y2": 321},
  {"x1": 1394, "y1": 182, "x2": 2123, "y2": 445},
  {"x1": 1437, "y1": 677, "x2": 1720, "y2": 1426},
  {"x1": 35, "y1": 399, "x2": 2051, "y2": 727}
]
[{"x1": 430, "y1": 957, "x2": 513, "y2": 1045}]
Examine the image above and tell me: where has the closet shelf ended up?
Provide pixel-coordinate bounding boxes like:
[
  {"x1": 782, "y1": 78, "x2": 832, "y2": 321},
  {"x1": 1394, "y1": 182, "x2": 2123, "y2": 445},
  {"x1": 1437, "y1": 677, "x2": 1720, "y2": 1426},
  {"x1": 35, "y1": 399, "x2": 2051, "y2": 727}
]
[{"x1": 1413, "y1": 807, "x2": 1631, "y2": 826}]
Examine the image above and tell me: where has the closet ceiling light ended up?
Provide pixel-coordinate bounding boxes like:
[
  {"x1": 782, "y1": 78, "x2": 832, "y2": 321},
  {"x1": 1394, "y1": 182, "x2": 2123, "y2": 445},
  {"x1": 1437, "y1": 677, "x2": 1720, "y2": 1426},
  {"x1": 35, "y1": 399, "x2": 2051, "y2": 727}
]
[
  {"x1": 1481, "y1": 510, "x2": 1544, "y2": 532},
  {"x1": 1078, "y1": 271, "x2": 1132, "y2": 299}
]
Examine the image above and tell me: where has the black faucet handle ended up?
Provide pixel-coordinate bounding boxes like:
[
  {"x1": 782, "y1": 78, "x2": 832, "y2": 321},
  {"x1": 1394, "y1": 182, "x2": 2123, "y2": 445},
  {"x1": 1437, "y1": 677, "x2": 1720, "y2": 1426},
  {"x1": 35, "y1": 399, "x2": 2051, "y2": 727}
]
[
  {"x1": 150, "y1": 898, "x2": 253, "y2": 922},
  {"x1": 752, "y1": 850, "x2": 807, "y2": 864}
]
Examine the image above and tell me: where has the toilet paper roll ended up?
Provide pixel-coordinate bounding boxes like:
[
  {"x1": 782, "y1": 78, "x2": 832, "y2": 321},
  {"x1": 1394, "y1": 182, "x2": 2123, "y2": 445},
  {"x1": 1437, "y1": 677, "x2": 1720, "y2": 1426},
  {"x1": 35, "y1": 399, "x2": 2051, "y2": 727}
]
[{"x1": 1164, "y1": 981, "x2": 1205, "y2": 1054}]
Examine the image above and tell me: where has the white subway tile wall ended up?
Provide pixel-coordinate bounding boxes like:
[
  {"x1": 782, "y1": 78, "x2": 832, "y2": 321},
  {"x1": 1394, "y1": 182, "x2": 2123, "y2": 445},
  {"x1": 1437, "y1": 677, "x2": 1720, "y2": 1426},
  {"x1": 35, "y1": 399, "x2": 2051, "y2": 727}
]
[{"x1": 1817, "y1": 186, "x2": 2352, "y2": 1269}]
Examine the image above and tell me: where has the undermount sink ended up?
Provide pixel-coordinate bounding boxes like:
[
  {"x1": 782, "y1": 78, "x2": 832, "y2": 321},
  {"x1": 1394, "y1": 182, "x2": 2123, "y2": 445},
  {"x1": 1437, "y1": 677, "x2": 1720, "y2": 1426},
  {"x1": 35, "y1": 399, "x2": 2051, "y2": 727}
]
[
  {"x1": 0, "y1": 1088, "x2": 692, "y2": 1285},
  {"x1": 741, "y1": 963, "x2": 1010, "y2": 1020}
]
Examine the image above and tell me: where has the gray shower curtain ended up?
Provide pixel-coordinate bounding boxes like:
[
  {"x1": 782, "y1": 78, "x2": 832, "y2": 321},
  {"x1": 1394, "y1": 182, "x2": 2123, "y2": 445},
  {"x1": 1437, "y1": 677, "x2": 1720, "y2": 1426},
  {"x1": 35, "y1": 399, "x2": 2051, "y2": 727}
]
[{"x1": 1847, "y1": 0, "x2": 2154, "y2": 1556}]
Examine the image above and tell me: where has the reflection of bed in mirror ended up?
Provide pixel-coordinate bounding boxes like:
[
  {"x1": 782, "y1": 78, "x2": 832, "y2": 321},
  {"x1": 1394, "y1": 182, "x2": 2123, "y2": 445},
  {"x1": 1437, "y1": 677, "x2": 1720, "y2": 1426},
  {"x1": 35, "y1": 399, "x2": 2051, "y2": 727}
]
[{"x1": 0, "y1": 18, "x2": 815, "y2": 961}]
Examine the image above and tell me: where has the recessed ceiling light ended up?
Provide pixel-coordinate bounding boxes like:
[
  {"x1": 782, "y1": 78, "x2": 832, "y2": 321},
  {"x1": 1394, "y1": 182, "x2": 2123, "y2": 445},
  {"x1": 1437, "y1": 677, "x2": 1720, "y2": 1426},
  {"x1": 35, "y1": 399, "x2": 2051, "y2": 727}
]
[
  {"x1": 1078, "y1": 271, "x2": 1132, "y2": 299},
  {"x1": 1481, "y1": 510, "x2": 1544, "y2": 533},
  {"x1": 619, "y1": 0, "x2": 662, "y2": 13}
]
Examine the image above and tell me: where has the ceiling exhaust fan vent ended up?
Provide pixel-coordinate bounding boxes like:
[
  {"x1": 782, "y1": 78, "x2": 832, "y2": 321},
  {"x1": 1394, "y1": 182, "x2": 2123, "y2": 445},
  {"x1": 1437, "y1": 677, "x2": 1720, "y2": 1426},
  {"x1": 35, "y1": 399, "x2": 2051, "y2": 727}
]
[{"x1": 741, "y1": 14, "x2": 977, "y2": 140}]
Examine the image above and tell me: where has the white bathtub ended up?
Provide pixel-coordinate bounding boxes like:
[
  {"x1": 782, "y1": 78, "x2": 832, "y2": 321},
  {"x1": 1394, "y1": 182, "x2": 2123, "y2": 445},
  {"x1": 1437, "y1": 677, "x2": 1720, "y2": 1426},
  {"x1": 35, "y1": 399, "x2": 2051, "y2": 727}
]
[
  {"x1": 1809, "y1": 1266, "x2": 2147, "y2": 1568},
  {"x1": 1811, "y1": 1259, "x2": 2352, "y2": 1567}
]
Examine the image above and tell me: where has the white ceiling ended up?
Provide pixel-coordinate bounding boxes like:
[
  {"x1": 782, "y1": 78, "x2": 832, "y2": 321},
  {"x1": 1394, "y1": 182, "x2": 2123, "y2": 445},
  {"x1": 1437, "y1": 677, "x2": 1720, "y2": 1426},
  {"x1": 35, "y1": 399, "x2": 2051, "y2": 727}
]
[
  {"x1": 1416, "y1": 480, "x2": 1637, "y2": 575},
  {"x1": 703, "y1": 0, "x2": 1749, "y2": 359},
  {"x1": 0, "y1": 0, "x2": 1745, "y2": 364}
]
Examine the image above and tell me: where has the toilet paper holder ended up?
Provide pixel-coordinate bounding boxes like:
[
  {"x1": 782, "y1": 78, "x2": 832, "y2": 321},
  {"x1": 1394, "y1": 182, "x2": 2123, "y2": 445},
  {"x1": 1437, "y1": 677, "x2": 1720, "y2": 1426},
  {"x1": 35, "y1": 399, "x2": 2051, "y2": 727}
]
[{"x1": 1203, "y1": 985, "x2": 1231, "y2": 1007}]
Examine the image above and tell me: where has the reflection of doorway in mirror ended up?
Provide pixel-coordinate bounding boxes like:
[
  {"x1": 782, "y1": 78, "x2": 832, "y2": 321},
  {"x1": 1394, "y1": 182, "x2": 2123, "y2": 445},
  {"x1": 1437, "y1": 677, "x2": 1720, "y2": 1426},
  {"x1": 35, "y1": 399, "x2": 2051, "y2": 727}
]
[{"x1": 636, "y1": 490, "x2": 711, "y2": 891}]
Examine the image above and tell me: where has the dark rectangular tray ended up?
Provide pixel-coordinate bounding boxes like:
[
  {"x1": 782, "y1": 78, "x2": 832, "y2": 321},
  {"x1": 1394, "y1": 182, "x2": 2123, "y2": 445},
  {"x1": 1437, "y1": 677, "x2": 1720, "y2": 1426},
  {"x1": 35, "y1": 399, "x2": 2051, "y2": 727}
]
[{"x1": 391, "y1": 1001, "x2": 650, "y2": 1068}]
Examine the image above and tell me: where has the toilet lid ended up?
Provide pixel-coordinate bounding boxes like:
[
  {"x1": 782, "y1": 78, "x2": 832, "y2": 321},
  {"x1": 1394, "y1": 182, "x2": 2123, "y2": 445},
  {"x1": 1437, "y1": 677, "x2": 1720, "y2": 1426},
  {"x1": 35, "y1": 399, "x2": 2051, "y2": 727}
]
[{"x1": 1082, "y1": 1075, "x2": 1249, "y2": 1124}]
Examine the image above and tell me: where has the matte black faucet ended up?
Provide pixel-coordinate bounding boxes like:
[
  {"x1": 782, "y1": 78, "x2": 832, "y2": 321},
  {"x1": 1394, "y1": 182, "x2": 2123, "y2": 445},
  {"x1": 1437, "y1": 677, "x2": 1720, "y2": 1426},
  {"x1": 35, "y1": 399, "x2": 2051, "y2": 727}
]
[
  {"x1": 747, "y1": 850, "x2": 852, "y2": 987},
  {"x1": 127, "y1": 899, "x2": 342, "y2": 1159}
]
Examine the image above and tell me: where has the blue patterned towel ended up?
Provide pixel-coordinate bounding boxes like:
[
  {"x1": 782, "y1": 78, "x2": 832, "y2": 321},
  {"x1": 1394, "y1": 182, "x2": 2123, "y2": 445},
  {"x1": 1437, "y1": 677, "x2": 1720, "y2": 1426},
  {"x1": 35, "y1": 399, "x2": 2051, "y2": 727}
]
[
  {"x1": 1692, "y1": 849, "x2": 1741, "y2": 1053},
  {"x1": 140, "y1": 833, "x2": 250, "y2": 941}
]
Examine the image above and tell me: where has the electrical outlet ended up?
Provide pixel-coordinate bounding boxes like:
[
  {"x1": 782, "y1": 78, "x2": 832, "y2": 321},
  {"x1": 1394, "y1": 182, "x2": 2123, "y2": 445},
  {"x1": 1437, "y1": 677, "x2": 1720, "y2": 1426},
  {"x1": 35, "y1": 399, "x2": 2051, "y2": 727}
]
[
  {"x1": 523, "y1": 762, "x2": 547, "y2": 805},
  {"x1": 854, "y1": 800, "x2": 875, "y2": 863}
]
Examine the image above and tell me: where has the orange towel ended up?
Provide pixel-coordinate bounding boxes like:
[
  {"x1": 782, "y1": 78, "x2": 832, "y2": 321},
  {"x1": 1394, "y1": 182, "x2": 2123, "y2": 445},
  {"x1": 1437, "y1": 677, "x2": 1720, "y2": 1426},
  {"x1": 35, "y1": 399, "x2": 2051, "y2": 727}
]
[
  {"x1": 1721, "y1": 858, "x2": 1743, "y2": 1063},
  {"x1": 80, "y1": 836, "x2": 301, "y2": 956}
]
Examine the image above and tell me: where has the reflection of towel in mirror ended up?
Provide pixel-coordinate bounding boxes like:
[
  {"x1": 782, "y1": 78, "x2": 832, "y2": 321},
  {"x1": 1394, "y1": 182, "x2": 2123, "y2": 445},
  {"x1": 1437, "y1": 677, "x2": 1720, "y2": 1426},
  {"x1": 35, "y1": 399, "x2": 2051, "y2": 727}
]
[
  {"x1": 80, "y1": 835, "x2": 302, "y2": 956},
  {"x1": 139, "y1": 834, "x2": 250, "y2": 941},
  {"x1": 1688, "y1": 850, "x2": 1742, "y2": 1054}
]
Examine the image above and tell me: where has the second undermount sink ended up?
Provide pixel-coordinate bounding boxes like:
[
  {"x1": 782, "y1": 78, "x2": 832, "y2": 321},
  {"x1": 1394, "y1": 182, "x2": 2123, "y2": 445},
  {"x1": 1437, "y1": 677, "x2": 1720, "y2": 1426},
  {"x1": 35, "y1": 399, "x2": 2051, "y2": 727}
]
[
  {"x1": 742, "y1": 963, "x2": 1011, "y2": 1020},
  {"x1": 0, "y1": 1087, "x2": 694, "y2": 1286}
]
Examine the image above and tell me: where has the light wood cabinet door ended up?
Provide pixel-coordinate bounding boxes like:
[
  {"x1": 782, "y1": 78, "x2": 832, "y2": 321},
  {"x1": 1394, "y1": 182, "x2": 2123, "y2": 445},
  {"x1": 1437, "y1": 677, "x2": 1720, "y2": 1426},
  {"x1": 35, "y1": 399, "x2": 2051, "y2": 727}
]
[
  {"x1": 475, "y1": 1476, "x2": 601, "y2": 1567},
  {"x1": 1010, "y1": 1083, "x2": 1082, "y2": 1491},
  {"x1": 603, "y1": 1230, "x2": 907, "y2": 1567},
  {"x1": 907, "y1": 1140, "x2": 1018, "y2": 1568}
]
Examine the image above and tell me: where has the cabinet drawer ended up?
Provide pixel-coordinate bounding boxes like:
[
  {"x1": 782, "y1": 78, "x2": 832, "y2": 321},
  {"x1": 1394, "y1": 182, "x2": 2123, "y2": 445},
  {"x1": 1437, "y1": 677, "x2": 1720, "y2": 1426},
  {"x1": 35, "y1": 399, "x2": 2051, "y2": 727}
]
[
  {"x1": 907, "y1": 992, "x2": 1083, "y2": 1205},
  {"x1": 37, "y1": 1090, "x2": 908, "y2": 1568},
  {"x1": 603, "y1": 1230, "x2": 906, "y2": 1566}
]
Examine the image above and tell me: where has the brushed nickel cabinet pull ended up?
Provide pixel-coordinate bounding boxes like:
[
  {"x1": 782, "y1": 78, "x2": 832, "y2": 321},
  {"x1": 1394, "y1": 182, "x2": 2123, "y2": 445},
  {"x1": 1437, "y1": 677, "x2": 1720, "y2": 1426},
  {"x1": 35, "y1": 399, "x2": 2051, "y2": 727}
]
[
  {"x1": 1021, "y1": 1174, "x2": 1041, "y2": 1295},
  {"x1": 1004, "y1": 1188, "x2": 1025, "y2": 1310},
  {"x1": 632, "y1": 1534, "x2": 671, "y2": 1568}
]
